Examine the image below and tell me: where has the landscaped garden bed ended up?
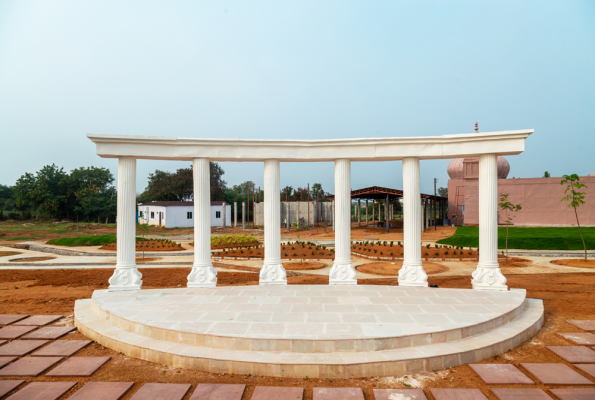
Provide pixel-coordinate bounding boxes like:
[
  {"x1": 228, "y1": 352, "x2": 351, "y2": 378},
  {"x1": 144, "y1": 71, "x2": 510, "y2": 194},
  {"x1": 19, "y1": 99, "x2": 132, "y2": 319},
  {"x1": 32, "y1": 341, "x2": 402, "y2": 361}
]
[
  {"x1": 214, "y1": 241, "x2": 334, "y2": 260},
  {"x1": 191, "y1": 234, "x2": 260, "y2": 250},
  {"x1": 101, "y1": 238, "x2": 183, "y2": 252},
  {"x1": 351, "y1": 240, "x2": 478, "y2": 260},
  {"x1": 551, "y1": 258, "x2": 595, "y2": 269}
]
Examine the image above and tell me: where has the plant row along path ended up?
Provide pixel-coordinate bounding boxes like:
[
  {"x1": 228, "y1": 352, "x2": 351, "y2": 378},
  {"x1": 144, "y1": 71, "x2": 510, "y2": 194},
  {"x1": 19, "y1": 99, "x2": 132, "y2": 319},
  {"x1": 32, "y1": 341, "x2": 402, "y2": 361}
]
[
  {"x1": 351, "y1": 240, "x2": 479, "y2": 259},
  {"x1": 215, "y1": 241, "x2": 335, "y2": 260},
  {"x1": 100, "y1": 238, "x2": 183, "y2": 252},
  {"x1": 190, "y1": 234, "x2": 260, "y2": 250}
]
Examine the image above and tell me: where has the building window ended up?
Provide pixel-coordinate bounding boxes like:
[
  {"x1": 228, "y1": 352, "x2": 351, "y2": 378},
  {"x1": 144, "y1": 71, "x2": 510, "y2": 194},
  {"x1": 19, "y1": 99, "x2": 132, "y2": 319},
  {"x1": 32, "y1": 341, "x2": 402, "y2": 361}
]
[
  {"x1": 187, "y1": 212, "x2": 192, "y2": 219},
  {"x1": 151, "y1": 212, "x2": 154, "y2": 219},
  {"x1": 139, "y1": 211, "x2": 143, "y2": 217},
  {"x1": 216, "y1": 211, "x2": 221, "y2": 219}
]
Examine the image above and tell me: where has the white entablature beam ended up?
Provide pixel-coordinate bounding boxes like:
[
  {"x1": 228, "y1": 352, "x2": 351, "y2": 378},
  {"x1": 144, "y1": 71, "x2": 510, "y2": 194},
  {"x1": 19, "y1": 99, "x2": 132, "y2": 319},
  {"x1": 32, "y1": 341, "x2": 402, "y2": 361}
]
[{"x1": 87, "y1": 130, "x2": 533, "y2": 162}]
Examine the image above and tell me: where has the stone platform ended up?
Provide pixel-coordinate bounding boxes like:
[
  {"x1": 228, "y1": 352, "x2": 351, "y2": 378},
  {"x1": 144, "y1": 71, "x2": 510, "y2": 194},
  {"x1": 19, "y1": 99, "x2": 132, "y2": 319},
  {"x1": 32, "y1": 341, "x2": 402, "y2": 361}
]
[{"x1": 74, "y1": 285, "x2": 544, "y2": 378}]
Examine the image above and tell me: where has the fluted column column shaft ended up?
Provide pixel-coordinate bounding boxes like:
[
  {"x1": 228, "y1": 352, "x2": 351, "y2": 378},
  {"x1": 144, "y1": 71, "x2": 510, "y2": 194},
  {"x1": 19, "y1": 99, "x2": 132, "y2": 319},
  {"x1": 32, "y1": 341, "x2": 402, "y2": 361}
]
[
  {"x1": 472, "y1": 154, "x2": 508, "y2": 290},
  {"x1": 109, "y1": 157, "x2": 142, "y2": 291},
  {"x1": 399, "y1": 157, "x2": 428, "y2": 287},
  {"x1": 330, "y1": 159, "x2": 357, "y2": 284},
  {"x1": 260, "y1": 160, "x2": 287, "y2": 285},
  {"x1": 187, "y1": 158, "x2": 217, "y2": 288}
]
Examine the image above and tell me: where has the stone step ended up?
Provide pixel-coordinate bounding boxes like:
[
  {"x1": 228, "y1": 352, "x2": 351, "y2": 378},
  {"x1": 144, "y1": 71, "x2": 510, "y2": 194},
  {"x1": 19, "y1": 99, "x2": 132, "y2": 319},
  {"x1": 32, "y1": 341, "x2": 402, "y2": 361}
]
[
  {"x1": 74, "y1": 298, "x2": 543, "y2": 379},
  {"x1": 87, "y1": 286, "x2": 529, "y2": 354}
]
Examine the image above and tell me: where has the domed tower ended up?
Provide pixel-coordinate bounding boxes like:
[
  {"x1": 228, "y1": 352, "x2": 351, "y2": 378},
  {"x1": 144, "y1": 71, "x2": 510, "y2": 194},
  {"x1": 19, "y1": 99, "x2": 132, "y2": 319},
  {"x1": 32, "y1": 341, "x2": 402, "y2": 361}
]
[{"x1": 447, "y1": 156, "x2": 510, "y2": 180}]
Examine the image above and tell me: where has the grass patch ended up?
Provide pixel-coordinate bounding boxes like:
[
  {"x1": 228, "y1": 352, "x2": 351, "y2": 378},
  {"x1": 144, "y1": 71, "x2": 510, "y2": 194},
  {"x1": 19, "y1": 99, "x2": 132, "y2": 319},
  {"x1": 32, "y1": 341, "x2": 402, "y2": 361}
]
[
  {"x1": 47, "y1": 235, "x2": 118, "y2": 246},
  {"x1": 437, "y1": 226, "x2": 595, "y2": 250}
]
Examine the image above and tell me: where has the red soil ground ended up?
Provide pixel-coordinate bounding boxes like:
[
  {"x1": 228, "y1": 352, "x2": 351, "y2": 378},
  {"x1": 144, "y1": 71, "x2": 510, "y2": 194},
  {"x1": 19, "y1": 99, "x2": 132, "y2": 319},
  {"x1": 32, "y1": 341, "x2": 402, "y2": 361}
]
[
  {"x1": 551, "y1": 258, "x2": 595, "y2": 269},
  {"x1": 0, "y1": 268, "x2": 593, "y2": 399},
  {"x1": 355, "y1": 262, "x2": 449, "y2": 276},
  {"x1": 351, "y1": 243, "x2": 478, "y2": 259}
]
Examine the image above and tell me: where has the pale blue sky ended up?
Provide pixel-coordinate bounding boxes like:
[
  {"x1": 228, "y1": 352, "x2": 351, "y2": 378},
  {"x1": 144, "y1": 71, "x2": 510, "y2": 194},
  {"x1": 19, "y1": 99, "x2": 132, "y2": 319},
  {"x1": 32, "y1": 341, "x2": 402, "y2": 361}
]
[{"x1": 1, "y1": 1, "x2": 594, "y2": 195}]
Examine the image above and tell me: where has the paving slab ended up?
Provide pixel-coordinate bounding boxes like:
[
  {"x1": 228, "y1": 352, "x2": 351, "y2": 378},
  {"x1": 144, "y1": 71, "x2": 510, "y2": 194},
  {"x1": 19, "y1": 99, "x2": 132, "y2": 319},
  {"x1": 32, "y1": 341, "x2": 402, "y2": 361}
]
[
  {"x1": 4, "y1": 381, "x2": 76, "y2": 400},
  {"x1": 252, "y1": 386, "x2": 303, "y2": 400},
  {"x1": 0, "y1": 357, "x2": 62, "y2": 376},
  {"x1": 0, "y1": 326, "x2": 37, "y2": 340},
  {"x1": 21, "y1": 326, "x2": 75, "y2": 340},
  {"x1": 573, "y1": 364, "x2": 595, "y2": 378},
  {"x1": 520, "y1": 363, "x2": 594, "y2": 385},
  {"x1": 32, "y1": 340, "x2": 91, "y2": 357},
  {"x1": 0, "y1": 315, "x2": 28, "y2": 326},
  {"x1": 313, "y1": 387, "x2": 364, "y2": 400},
  {"x1": 373, "y1": 389, "x2": 428, "y2": 400},
  {"x1": 0, "y1": 357, "x2": 17, "y2": 368},
  {"x1": 190, "y1": 384, "x2": 246, "y2": 400},
  {"x1": 558, "y1": 333, "x2": 595, "y2": 346},
  {"x1": 491, "y1": 388, "x2": 551, "y2": 400},
  {"x1": 0, "y1": 380, "x2": 24, "y2": 398},
  {"x1": 549, "y1": 388, "x2": 595, "y2": 400},
  {"x1": 0, "y1": 340, "x2": 49, "y2": 356},
  {"x1": 66, "y1": 382, "x2": 134, "y2": 400},
  {"x1": 13, "y1": 315, "x2": 62, "y2": 326},
  {"x1": 566, "y1": 320, "x2": 595, "y2": 332},
  {"x1": 430, "y1": 389, "x2": 489, "y2": 400},
  {"x1": 547, "y1": 346, "x2": 595, "y2": 363},
  {"x1": 469, "y1": 364, "x2": 534, "y2": 385},
  {"x1": 46, "y1": 356, "x2": 110, "y2": 376},
  {"x1": 129, "y1": 383, "x2": 191, "y2": 400}
]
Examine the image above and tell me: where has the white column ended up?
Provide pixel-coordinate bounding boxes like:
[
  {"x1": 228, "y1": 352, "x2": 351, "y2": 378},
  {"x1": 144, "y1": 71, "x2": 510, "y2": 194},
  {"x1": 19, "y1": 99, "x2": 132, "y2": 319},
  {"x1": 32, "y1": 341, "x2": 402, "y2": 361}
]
[
  {"x1": 260, "y1": 160, "x2": 286, "y2": 285},
  {"x1": 366, "y1": 200, "x2": 369, "y2": 226},
  {"x1": 399, "y1": 157, "x2": 428, "y2": 287},
  {"x1": 357, "y1": 199, "x2": 361, "y2": 227},
  {"x1": 188, "y1": 158, "x2": 217, "y2": 288},
  {"x1": 330, "y1": 159, "x2": 357, "y2": 285},
  {"x1": 332, "y1": 200, "x2": 335, "y2": 231},
  {"x1": 222, "y1": 203, "x2": 226, "y2": 229},
  {"x1": 472, "y1": 154, "x2": 508, "y2": 290},
  {"x1": 234, "y1": 202, "x2": 237, "y2": 227},
  {"x1": 109, "y1": 157, "x2": 142, "y2": 291}
]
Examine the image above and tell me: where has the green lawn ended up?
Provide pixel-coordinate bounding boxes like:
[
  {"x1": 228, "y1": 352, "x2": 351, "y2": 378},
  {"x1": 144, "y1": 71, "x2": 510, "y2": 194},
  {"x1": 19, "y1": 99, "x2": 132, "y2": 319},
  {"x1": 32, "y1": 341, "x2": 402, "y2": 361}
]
[
  {"x1": 437, "y1": 226, "x2": 595, "y2": 250},
  {"x1": 46, "y1": 235, "x2": 118, "y2": 246}
]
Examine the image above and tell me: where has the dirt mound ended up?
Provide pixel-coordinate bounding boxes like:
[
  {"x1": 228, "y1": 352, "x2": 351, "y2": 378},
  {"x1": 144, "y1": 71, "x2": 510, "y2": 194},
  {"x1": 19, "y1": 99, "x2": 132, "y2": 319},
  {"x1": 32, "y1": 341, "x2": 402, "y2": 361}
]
[
  {"x1": 0, "y1": 230, "x2": 6, "y2": 237},
  {"x1": 65, "y1": 224, "x2": 105, "y2": 231},
  {"x1": 101, "y1": 240, "x2": 183, "y2": 252},
  {"x1": 498, "y1": 256, "x2": 532, "y2": 268},
  {"x1": 356, "y1": 262, "x2": 448, "y2": 276},
  {"x1": 352, "y1": 242, "x2": 478, "y2": 258},
  {"x1": 218, "y1": 243, "x2": 335, "y2": 259},
  {"x1": 283, "y1": 262, "x2": 327, "y2": 271},
  {"x1": 9, "y1": 256, "x2": 56, "y2": 263},
  {"x1": 0, "y1": 251, "x2": 21, "y2": 257},
  {"x1": 551, "y1": 258, "x2": 595, "y2": 269}
]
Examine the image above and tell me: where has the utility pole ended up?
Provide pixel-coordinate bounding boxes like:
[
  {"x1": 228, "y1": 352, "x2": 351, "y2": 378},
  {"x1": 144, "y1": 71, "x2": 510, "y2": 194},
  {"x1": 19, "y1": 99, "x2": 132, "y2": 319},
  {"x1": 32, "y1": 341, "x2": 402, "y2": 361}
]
[
  {"x1": 434, "y1": 178, "x2": 437, "y2": 230},
  {"x1": 252, "y1": 183, "x2": 255, "y2": 226}
]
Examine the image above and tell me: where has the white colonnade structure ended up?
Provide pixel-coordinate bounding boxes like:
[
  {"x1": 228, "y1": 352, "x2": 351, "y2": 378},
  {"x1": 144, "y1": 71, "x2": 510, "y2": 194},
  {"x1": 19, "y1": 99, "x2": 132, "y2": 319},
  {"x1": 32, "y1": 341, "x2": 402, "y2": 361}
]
[{"x1": 88, "y1": 130, "x2": 533, "y2": 292}]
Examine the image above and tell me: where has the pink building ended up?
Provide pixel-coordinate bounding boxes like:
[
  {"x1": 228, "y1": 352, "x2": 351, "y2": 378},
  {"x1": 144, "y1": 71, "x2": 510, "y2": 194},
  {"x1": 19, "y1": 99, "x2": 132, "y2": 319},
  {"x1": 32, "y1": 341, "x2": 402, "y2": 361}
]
[{"x1": 447, "y1": 157, "x2": 595, "y2": 226}]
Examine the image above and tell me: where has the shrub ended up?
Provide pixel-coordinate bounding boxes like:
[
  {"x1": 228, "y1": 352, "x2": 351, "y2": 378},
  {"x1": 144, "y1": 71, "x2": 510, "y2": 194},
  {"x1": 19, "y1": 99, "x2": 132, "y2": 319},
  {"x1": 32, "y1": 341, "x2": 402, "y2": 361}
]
[
  {"x1": 425, "y1": 252, "x2": 429, "y2": 256},
  {"x1": 426, "y1": 244, "x2": 431, "y2": 249},
  {"x1": 434, "y1": 252, "x2": 439, "y2": 256}
]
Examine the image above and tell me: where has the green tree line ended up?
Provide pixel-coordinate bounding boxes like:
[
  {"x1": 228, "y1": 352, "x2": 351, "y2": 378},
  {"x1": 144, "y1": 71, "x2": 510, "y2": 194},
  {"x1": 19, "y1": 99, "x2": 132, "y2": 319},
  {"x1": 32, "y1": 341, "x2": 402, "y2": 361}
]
[{"x1": 1, "y1": 164, "x2": 116, "y2": 222}]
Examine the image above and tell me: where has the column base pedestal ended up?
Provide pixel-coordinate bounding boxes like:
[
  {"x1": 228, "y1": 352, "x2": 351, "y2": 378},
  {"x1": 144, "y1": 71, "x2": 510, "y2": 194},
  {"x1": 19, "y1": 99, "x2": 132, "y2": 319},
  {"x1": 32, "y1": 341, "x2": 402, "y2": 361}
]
[
  {"x1": 471, "y1": 264, "x2": 508, "y2": 291},
  {"x1": 187, "y1": 264, "x2": 217, "y2": 288},
  {"x1": 259, "y1": 262, "x2": 287, "y2": 285},
  {"x1": 398, "y1": 262, "x2": 428, "y2": 287},
  {"x1": 108, "y1": 265, "x2": 143, "y2": 292},
  {"x1": 329, "y1": 261, "x2": 357, "y2": 285}
]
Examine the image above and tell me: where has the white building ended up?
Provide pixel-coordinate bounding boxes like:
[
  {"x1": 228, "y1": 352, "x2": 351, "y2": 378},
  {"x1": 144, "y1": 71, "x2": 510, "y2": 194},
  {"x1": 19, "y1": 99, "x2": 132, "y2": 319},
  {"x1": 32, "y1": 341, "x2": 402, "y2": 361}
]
[{"x1": 138, "y1": 201, "x2": 231, "y2": 228}]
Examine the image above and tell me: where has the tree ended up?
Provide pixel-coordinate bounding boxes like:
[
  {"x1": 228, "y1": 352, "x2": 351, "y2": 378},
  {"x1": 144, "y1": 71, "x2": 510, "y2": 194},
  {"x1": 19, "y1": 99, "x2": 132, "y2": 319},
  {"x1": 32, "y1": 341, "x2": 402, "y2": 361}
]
[
  {"x1": 499, "y1": 193, "x2": 522, "y2": 264},
  {"x1": 543, "y1": 171, "x2": 551, "y2": 178},
  {"x1": 13, "y1": 164, "x2": 70, "y2": 218},
  {"x1": 139, "y1": 162, "x2": 227, "y2": 203},
  {"x1": 437, "y1": 187, "x2": 448, "y2": 197},
  {"x1": 561, "y1": 174, "x2": 588, "y2": 261},
  {"x1": 0, "y1": 185, "x2": 15, "y2": 220}
]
